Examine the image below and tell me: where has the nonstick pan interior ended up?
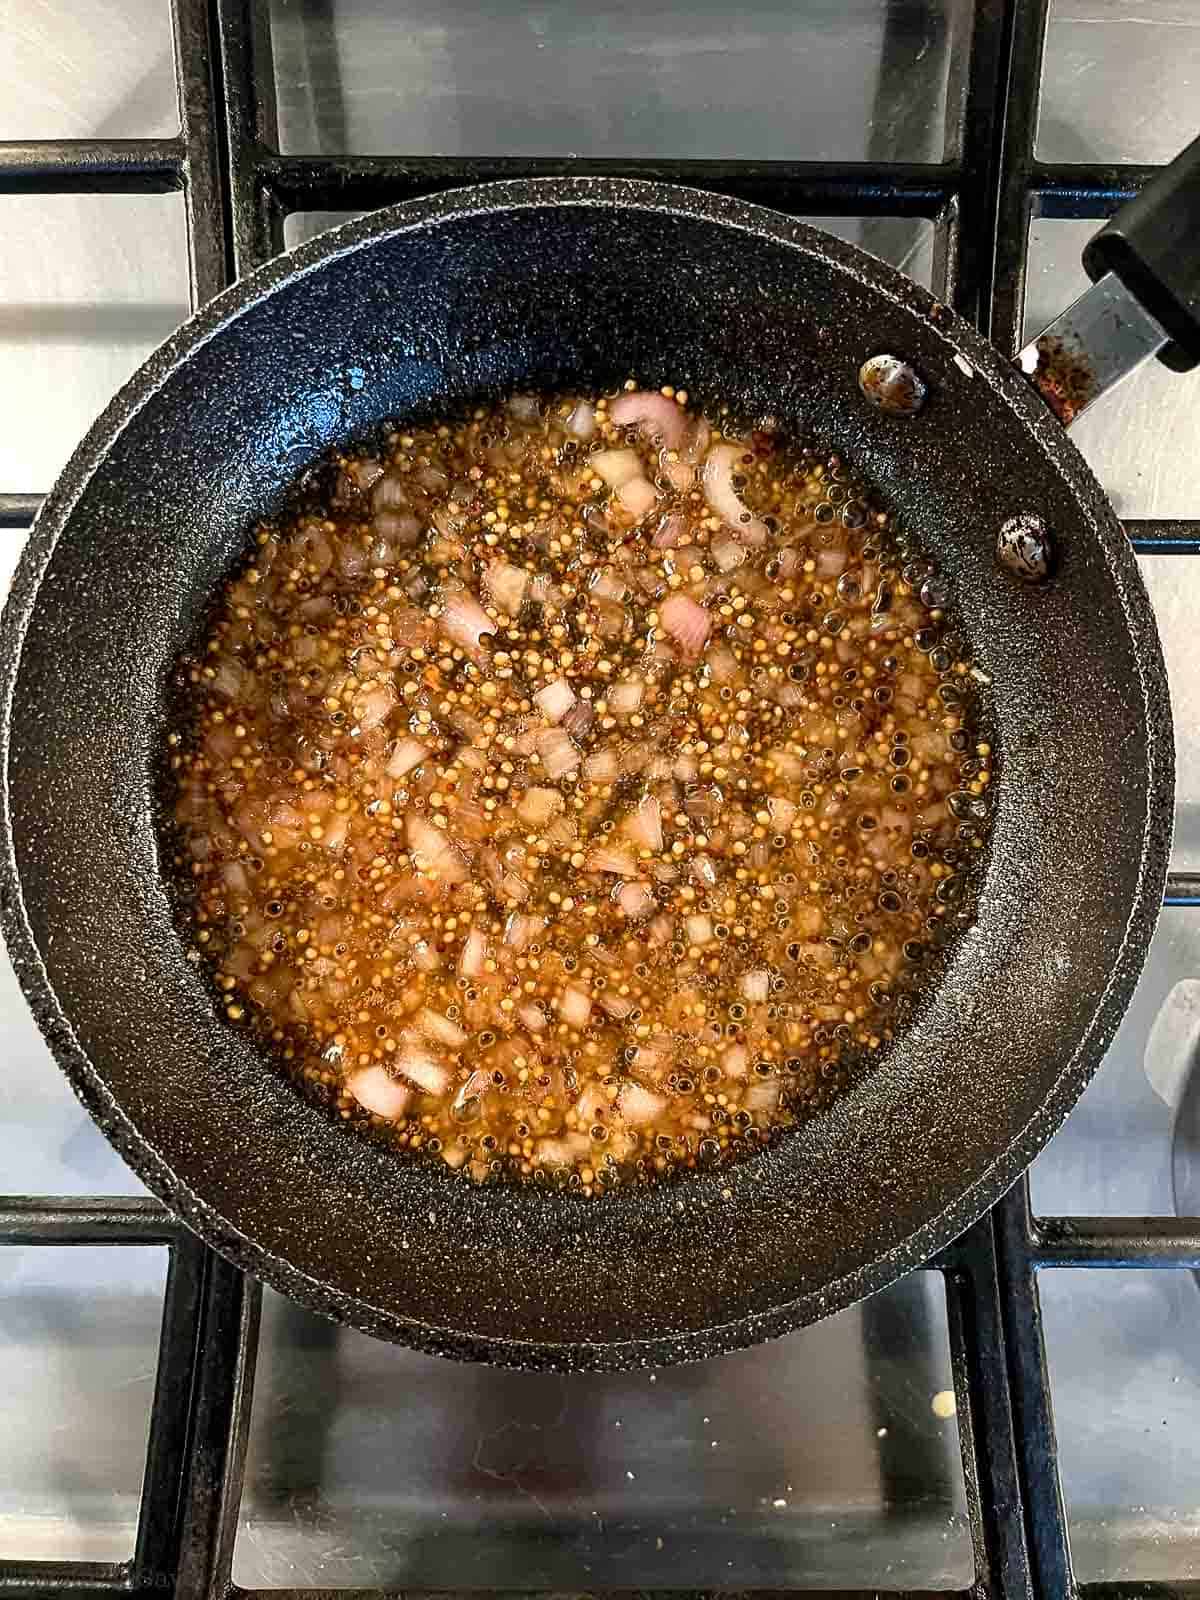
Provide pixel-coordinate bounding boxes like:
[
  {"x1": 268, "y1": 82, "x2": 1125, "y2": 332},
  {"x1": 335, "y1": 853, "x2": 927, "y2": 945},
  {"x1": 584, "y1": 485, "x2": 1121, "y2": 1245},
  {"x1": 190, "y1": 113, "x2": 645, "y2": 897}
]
[{"x1": 0, "y1": 181, "x2": 1172, "y2": 1368}]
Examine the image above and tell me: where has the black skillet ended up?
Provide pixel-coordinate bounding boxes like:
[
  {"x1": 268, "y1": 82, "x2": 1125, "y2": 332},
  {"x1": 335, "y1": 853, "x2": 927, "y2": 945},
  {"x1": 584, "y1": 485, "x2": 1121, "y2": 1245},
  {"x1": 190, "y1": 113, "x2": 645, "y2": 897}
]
[{"x1": 2, "y1": 147, "x2": 1198, "y2": 1370}]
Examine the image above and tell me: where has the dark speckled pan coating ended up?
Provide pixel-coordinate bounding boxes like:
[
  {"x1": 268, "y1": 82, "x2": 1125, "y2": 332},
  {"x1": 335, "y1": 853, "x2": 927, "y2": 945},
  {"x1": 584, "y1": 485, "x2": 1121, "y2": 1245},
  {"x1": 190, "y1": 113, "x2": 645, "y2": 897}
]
[{"x1": 0, "y1": 180, "x2": 1172, "y2": 1369}]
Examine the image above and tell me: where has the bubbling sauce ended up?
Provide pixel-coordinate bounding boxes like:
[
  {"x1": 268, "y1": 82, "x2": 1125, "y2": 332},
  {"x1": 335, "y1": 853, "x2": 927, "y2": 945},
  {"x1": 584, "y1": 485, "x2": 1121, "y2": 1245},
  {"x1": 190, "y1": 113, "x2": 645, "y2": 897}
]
[{"x1": 167, "y1": 386, "x2": 991, "y2": 1192}]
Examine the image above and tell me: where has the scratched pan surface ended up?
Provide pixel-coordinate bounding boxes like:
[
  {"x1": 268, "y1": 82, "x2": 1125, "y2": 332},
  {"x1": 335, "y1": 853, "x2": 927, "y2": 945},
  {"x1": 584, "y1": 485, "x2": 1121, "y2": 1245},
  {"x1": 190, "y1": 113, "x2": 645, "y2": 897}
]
[{"x1": 0, "y1": 181, "x2": 1172, "y2": 1369}]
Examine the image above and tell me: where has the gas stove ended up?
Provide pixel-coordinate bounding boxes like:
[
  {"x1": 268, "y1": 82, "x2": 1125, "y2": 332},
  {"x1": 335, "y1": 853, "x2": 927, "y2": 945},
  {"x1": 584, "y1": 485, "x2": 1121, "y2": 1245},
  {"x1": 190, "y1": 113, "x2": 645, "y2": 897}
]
[{"x1": 3, "y1": 2, "x2": 1200, "y2": 1595}]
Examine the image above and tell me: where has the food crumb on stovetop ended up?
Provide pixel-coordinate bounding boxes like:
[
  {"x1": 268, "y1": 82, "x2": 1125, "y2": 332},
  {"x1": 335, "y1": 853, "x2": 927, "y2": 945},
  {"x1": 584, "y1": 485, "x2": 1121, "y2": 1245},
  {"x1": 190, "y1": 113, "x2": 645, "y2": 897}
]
[{"x1": 931, "y1": 1388, "x2": 957, "y2": 1419}]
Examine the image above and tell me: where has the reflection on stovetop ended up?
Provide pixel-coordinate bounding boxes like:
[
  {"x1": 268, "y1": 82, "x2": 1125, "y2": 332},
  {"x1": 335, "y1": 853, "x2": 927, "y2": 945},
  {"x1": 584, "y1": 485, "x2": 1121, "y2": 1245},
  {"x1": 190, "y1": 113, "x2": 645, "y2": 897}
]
[{"x1": 236, "y1": 1277, "x2": 969, "y2": 1590}]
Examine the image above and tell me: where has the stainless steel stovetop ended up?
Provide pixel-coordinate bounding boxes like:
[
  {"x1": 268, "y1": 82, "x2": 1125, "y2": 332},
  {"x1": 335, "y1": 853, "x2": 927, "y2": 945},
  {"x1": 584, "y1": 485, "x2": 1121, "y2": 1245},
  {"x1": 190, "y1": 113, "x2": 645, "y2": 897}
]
[{"x1": 2, "y1": 1, "x2": 1200, "y2": 1590}]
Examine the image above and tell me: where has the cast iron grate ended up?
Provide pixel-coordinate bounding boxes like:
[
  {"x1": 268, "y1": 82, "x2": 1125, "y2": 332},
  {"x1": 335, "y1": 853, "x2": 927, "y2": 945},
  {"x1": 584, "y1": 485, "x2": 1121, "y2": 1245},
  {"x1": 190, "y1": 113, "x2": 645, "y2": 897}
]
[{"x1": 1, "y1": 2, "x2": 1198, "y2": 1597}]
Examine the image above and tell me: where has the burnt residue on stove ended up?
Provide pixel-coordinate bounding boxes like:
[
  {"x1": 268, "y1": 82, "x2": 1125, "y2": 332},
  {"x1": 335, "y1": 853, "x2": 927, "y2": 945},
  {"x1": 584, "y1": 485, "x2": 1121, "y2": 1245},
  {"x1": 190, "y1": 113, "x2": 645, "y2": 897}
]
[{"x1": 1024, "y1": 335, "x2": 1098, "y2": 427}]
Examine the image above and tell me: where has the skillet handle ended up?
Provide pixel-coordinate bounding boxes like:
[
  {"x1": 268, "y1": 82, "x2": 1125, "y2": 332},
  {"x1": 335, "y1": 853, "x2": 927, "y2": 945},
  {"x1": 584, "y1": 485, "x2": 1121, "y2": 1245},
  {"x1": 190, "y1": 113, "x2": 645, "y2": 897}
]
[
  {"x1": 1083, "y1": 131, "x2": 1200, "y2": 373},
  {"x1": 1017, "y1": 133, "x2": 1200, "y2": 423}
]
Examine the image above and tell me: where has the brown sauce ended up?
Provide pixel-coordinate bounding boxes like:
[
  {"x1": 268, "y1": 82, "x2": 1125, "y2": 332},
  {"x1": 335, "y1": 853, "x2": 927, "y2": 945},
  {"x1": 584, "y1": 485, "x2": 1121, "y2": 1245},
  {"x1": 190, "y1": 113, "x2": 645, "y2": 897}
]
[{"x1": 166, "y1": 385, "x2": 991, "y2": 1192}]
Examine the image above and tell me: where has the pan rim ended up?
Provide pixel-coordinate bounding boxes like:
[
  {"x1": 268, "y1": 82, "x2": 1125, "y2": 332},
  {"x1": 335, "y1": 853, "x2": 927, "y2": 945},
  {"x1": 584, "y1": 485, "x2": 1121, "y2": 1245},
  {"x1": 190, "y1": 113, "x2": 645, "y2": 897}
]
[{"x1": 0, "y1": 177, "x2": 1174, "y2": 1368}]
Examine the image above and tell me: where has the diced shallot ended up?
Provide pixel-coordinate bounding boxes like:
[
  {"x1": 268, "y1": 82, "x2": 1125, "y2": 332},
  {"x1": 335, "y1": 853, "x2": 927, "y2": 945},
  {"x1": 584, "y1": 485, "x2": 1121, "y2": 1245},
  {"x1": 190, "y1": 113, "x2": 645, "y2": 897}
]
[
  {"x1": 459, "y1": 927, "x2": 487, "y2": 978},
  {"x1": 591, "y1": 448, "x2": 641, "y2": 489},
  {"x1": 354, "y1": 683, "x2": 395, "y2": 732},
  {"x1": 659, "y1": 593, "x2": 711, "y2": 658},
  {"x1": 691, "y1": 853, "x2": 719, "y2": 888},
  {"x1": 622, "y1": 794, "x2": 663, "y2": 853},
  {"x1": 701, "y1": 443, "x2": 768, "y2": 543},
  {"x1": 417, "y1": 1009, "x2": 468, "y2": 1049},
  {"x1": 396, "y1": 1043, "x2": 451, "y2": 1097},
  {"x1": 652, "y1": 513, "x2": 686, "y2": 549},
  {"x1": 439, "y1": 589, "x2": 496, "y2": 653},
  {"x1": 616, "y1": 880, "x2": 655, "y2": 919},
  {"x1": 722, "y1": 1044, "x2": 749, "y2": 1079},
  {"x1": 631, "y1": 1045, "x2": 669, "y2": 1076},
  {"x1": 387, "y1": 737, "x2": 428, "y2": 779},
  {"x1": 484, "y1": 558, "x2": 528, "y2": 615},
  {"x1": 347, "y1": 1066, "x2": 412, "y2": 1120},
  {"x1": 618, "y1": 740, "x2": 652, "y2": 775},
  {"x1": 516, "y1": 785, "x2": 565, "y2": 827},
  {"x1": 609, "y1": 390, "x2": 688, "y2": 448},
  {"x1": 683, "y1": 415, "x2": 712, "y2": 462},
  {"x1": 744, "y1": 1077, "x2": 782, "y2": 1114},
  {"x1": 618, "y1": 1080, "x2": 668, "y2": 1127},
  {"x1": 791, "y1": 939, "x2": 836, "y2": 968},
  {"x1": 710, "y1": 534, "x2": 746, "y2": 573},
  {"x1": 767, "y1": 747, "x2": 806, "y2": 781},
  {"x1": 573, "y1": 1082, "x2": 611, "y2": 1125},
  {"x1": 407, "y1": 815, "x2": 468, "y2": 883},
  {"x1": 211, "y1": 659, "x2": 244, "y2": 700},
  {"x1": 535, "y1": 726, "x2": 580, "y2": 779},
  {"x1": 607, "y1": 677, "x2": 643, "y2": 715},
  {"x1": 815, "y1": 544, "x2": 849, "y2": 578},
  {"x1": 348, "y1": 458, "x2": 384, "y2": 492},
  {"x1": 295, "y1": 525, "x2": 333, "y2": 576},
  {"x1": 536, "y1": 1133, "x2": 593, "y2": 1167},
  {"x1": 599, "y1": 991, "x2": 634, "y2": 1019},
  {"x1": 558, "y1": 986, "x2": 593, "y2": 1029},
  {"x1": 411, "y1": 938, "x2": 441, "y2": 972},
  {"x1": 534, "y1": 677, "x2": 576, "y2": 723},
  {"x1": 582, "y1": 748, "x2": 619, "y2": 784},
  {"x1": 322, "y1": 812, "x2": 349, "y2": 851},
  {"x1": 586, "y1": 843, "x2": 637, "y2": 875},
  {"x1": 518, "y1": 1001, "x2": 548, "y2": 1032},
  {"x1": 562, "y1": 701, "x2": 594, "y2": 741},
  {"x1": 544, "y1": 814, "x2": 577, "y2": 848},
  {"x1": 617, "y1": 477, "x2": 658, "y2": 521},
  {"x1": 590, "y1": 568, "x2": 628, "y2": 602},
  {"x1": 372, "y1": 512, "x2": 421, "y2": 555},
  {"x1": 504, "y1": 912, "x2": 545, "y2": 951},
  {"x1": 566, "y1": 399, "x2": 596, "y2": 440},
  {"x1": 741, "y1": 969, "x2": 770, "y2": 1003},
  {"x1": 880, "y1": 804, "x2": 913, "y2": 837},
  {"x1": 767, "y1": 795, "x2": 798, "y2": 830},
  {"x1": 706, "y1": 642, "x2": 739, "y2": 683},
  {"x1": 222, "y1": 860, "x2": 250, "y2": 897}
]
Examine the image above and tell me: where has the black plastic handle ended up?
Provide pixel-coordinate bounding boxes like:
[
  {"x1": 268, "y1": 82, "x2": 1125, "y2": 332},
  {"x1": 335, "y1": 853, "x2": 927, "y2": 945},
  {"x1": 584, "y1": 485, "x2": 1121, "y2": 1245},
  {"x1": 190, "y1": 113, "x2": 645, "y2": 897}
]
[{"x1": 1083, "y1": 131, "x2": 1200, "y2": 373}]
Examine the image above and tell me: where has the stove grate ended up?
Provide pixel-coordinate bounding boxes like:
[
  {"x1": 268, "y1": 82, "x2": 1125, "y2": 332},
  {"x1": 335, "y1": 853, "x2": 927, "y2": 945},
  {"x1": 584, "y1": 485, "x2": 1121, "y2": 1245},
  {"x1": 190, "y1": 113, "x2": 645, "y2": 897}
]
[{"x1": 2, "y1": 3, "x2": 1198, "y2": 1595}]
